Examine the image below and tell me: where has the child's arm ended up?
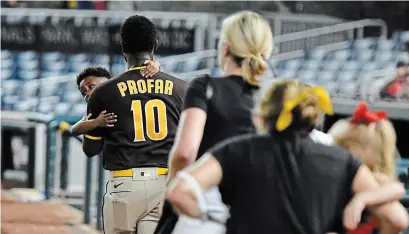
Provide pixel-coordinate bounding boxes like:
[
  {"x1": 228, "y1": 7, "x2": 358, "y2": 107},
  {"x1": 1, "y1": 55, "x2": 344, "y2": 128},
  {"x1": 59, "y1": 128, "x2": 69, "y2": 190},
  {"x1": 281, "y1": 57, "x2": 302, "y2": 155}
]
[
  {"x1": 343, "y1": 175, "x2": 405, "y2": 230},
  {"x1": 71, "y1": 110, "x2": 117, "y2": 136},
  {"x1": 141, "y1": 60, "x2": 161, "y2": 78}
]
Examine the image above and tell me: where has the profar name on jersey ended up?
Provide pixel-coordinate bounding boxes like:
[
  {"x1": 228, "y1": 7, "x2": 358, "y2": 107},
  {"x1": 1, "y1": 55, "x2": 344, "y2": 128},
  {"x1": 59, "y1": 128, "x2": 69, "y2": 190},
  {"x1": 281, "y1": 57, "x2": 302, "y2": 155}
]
[{"x1": 117, "y1": 79, "x2": 173, "y2": 97}]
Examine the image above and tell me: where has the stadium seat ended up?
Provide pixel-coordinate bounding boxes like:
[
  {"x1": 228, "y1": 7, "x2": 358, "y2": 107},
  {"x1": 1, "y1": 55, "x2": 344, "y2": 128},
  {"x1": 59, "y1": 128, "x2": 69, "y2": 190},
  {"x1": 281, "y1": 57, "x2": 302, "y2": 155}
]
[
  {"x1": 337, "y1": 71, "x2": 357, "y2": 83},
  {"x1": 17, "y1": 60, "x2": 39, "y2": 70},
  {"x1": 111, "y1": 64, "x2": 126, "y2": 76},
  {"x1": 302, "y1": 60, "x2": 320, "y2": 70},
  {"x1": 42, "y1": 61, "x2": 67, "y2": 72},
  {"x1": 69, "y1": 62, "x2": 92, "y2": 73},
  {"x1": 16, "y1": 70, "x2": 39, "y2": 80},
  {"x1": 298, "y1": 70, "x2": 316, "y2": 83},
  {"x1": 15, "y1": 51, "x2": 37, "y2": 61},
  {"x1": 361, "y1": 62, "x2": 378, "y2": 72},
  {"x1": 1, "y1": 69, "x2": 13, "y2": 80},
  {"x1": 279, "y1": 69, "x2": 297, "y2": 78},
  {"x1": 331, "y1": 50, "x2": 350, "y2": 61},
  {"x1": 183, "y1": 59, "x2": 200, "y2": 72},
  {"x1": 323, "y1": 81, "x2": 338, "y2": 94},
  {"x1": 37, "y1": 102, "x2": 54, "y2": 114},
  {"x1": 398, "y1": 31, "x2": 409, "y2": 43},
  {"x1": 42, "y1": 52, "x2": 64, "y2": 62},
  {"x1": 352, "y1": 39, "x2": 375, "y2": 50},
  {"x1": 70, "y1": 103, "x2": 87, "y2": 117},
  {"x1": 1, "y1": 58, "x2": 14, "y2": 69},
  {"x1": 375, "y1": 51, "x2": 394, "y2": 65},
  {"x1": 18, "y1": 83, "x2": 38, "y2": 100},
  {"x1": 211, "y1": 67, "x2": 224, "y2": 77},
  {"x1": 14, "y1": 99, "x2": 37, "y2": 112},
  {"x1": 284, "y1": 59, "x2": 302, "y2": 71},
  {"x1": 38, "y1": 83, "x2": 59, "y2": 97},
  {"x1": 54, "y1": 103, "x2": 72, "y2": 116},
  {"x1": 92, "y1": 54, "x2": 110, "y2": 64},
  {"x1": 1, "y1": 50, "x2": 12, "y2": 60},
  {"x1": 68, "y1": 53, "x2": 90, "y2": 63},
  {"x1": 2, "y1": 80, "x2": 21, "y2": 96},
  {"x1": 338, "y1": 82, "x2": 359, "y2": 97},
  {"x1": 322, "y1": 60, "x2": 342, "y2": 71},
  {"x1": 354, "y1": 50, "x2": 374, "y2": 61},
  {"x1": 319, "y1": 71, "x2": 336, "y2": 84},
  {"x1": 377, "y1": 40, "x2": 395, "y2": 51},
  {"x1": 342, "y1": 61, "x2": 361, "y2": 71},
  {"x1": 307, "y1": 48, "x2": 327, "y2": 61},
  {"x1": 62, "y1": 91, "x2": 83, "y2": 103}
]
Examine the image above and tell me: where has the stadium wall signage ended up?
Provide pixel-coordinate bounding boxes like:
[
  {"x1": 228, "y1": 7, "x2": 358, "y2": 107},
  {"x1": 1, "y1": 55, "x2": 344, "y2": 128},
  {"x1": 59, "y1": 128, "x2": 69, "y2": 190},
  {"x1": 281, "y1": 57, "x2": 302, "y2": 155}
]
[{"x1": 1, "y1": 23, "x2": 195, "y2": 55}]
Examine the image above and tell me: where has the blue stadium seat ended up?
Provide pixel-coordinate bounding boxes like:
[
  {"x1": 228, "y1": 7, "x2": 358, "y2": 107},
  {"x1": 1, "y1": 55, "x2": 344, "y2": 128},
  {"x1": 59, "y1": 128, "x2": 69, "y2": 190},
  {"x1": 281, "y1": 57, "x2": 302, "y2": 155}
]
[
  {"x1": 40, "y1": 71, "x2": 63, "y2": 78},
  {"x1": 183, "y1": 59, "x2": 200, "y2": 72},
  {"x1": 319, "y1": 71, "x2": 336, "y2": 83},
  {"x1": 398, "y1": 31, "x2": 409, "y2": 43},
  {"x1": 54, "y1": 103, "x2": 72, "y2": 116},
  {"x1": 1, "y1": 58, "x2": 14, "y2": 69},
  {"x1": 16, "y1": 70, "x2": 39, "y2": 80},
  {"x1": 2, "y1": 80, "x2": 21, "y2": 96},
  {"x1": 361, "y1": 62, "x2": 378, "y2": 72},
  {"x1": 42, "y1": 61, "x2": 67, "y2": 72},
  {"x1": 71, "y1": 103, "x2": 87, "y2": 117},
  {"x1": 331, "y1": 50, "x2": 350, "y2": 61},
  {"x1": 284, "y1": 59, "x2": 302, "y2": 71},
  {"x1": 38, "y1": 83, "x2": 59, "y2": 97},
  {"x1": 211, "y1": 67, "x2": 223, "y2": 77},
  {"x1": 354, "y1": 50, "x2": 374, "y2": 61},
  {"x1": 323, "y1": 81, "x2": 338, "y2": 94},
  {"x1": 42, "y1": 52, "x2": 64, "y2": 62},
  {"x1": 68, "y1": 62, "x2": 92, "y2": 73},
  {"x1": 14, "y1": 99, "x2": 37, "y2": 112},
  {"x1": 342, "y1": 61, "x2": 361, "y2": 71},
  {"x1": 37, "y1": 102, "x2": 55, "y2": 114},
  {"x1": 298, "y1": 70, "x2": 315, "y2": 83},
  {"x1": 92, "y1": 63, "x2": 110, "y2": 70},
  {"x1": 279, "y1": 69, "x2": 297, "y2": 78},
  {"x1": 111, "y1": 64, "x2": 126, "y2": 76},
  {"x1": 17, "y1": 59, "x2": 39, "y2": 70},
  {"x1": 62, "y1": 91, "x2": 83, "y2": 103},
  {"x1": 377, "y1": 40, "x2": 395, "y2": 51},
  {"x1": 375, "y1": 51, "x2": 394, "y2": 65},
  {"x1": 352, "y1": 39, "x2": 376, "y2": 50},
  {"x1": 337, "y1": 71, "x2": 357, "y2": 83},
  {"x1": 338, "y1": 82, "x2": 358, "y2": 97},
  {"x1": 322, "y1": 60, "x2": 342, "y2": 71},
  {"x1": 18, "y1": 83, "x2": 38, "y2": 100},
  {"x1": 15, "y1": 51, "x2": 37, "y2": 61},
  {"x1": 1, "y1": 50, "x2": 12, "y2": 60},
  {"x1": 68, "y1": 53, "x2": 90, "y2": 63},
  {"x1": 1, "y1": 95, "x2": 20, "y2": 110},
  {"x1": 302, "y1": 60, "x2": 320, "y2": 71},
  {"x1": 92, "y1": 54, "x2": 110, "y2": 64},
  {"x1": 308, "y1": 48, "x2": 327, "y2": 61},
  {"x1": 1, "y1": 69, "x2": 13, "y2": 80}
]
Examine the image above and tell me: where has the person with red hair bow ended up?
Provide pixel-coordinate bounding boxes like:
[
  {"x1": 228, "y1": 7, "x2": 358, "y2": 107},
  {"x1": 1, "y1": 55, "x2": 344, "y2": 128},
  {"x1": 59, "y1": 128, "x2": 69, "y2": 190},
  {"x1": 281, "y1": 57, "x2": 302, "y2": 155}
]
[{"x1": 329, "y1": 102, "x2": 406, "y2": 234}]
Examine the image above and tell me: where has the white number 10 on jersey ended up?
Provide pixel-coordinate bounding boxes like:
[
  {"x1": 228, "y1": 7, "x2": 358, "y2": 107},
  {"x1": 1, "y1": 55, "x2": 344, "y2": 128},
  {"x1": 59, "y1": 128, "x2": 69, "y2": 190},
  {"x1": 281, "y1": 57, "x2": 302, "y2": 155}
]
[{"x1": 131, "y1": 99, "x2": 168, "y2": 142}]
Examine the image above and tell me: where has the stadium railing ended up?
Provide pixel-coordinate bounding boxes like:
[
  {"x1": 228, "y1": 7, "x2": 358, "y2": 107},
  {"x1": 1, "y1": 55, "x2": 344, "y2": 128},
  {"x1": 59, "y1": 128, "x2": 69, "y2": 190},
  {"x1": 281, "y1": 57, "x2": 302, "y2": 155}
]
[{"x1": 1, "y1": 110, "x2": 106, "y2": 229}]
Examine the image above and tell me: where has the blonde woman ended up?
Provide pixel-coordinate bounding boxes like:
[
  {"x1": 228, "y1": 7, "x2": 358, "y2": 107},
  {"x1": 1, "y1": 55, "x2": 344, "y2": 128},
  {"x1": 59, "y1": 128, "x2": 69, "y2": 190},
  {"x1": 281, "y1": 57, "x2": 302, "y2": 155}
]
[
  {"x1": 154, "y1": 11, "x2": 273, "y2": 234},
  {"x1": 328, "y1": 102, "x2": 405, "y2": 234},
  {"x1": 166, "y1": 80, "x2": 408, "y2": 234}
]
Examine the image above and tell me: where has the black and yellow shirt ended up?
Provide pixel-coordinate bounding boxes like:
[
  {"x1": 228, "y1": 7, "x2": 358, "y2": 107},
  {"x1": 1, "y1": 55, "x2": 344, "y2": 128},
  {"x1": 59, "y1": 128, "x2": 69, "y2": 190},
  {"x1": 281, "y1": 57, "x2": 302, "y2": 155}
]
[{"x1": 86, "y1": 67, "x2": 186, "y2": 170}]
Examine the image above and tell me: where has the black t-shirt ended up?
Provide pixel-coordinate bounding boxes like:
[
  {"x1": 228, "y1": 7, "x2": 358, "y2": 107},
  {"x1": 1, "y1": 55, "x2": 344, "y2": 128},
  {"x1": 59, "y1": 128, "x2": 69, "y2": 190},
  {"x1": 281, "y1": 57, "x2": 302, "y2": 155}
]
[
  {"x1": 183, "y1": 75, "x2": 258, "y2": 157},
  {"x1": 86, "y1": 70, "x2": 186, "y2": 170},
  {"x1": 210, "y1": 133, "x2": 362, "y2": 234}
]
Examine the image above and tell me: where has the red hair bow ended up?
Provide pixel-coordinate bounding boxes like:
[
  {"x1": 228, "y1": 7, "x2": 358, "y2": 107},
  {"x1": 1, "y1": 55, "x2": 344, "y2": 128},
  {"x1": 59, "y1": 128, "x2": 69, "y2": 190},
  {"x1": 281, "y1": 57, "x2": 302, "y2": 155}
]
[{"x1": 350, "y1": 102, "x2": 387, "y2": 124}]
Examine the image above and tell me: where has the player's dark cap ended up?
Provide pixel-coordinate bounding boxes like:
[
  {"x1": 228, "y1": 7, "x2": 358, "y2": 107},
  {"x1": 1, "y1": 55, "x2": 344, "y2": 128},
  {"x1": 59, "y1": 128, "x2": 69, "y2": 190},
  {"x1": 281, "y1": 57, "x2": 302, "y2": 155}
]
[
  {"x1": 120, "y1": 15, "x2": 157, "y2": 54},
  {"x1": 76, "y1": 67, "x2": 112, "y2": 87}
]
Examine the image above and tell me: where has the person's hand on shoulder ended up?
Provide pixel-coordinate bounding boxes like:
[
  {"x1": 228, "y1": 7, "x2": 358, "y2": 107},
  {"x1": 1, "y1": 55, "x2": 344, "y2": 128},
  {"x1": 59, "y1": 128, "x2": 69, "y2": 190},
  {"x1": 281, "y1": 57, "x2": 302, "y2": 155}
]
[
  {"x1": 94, "y1": 110, "x2": 117, "y2": 128},
  {"x1": 141, "y1": 60, "x2": 161, "y2": 78}
]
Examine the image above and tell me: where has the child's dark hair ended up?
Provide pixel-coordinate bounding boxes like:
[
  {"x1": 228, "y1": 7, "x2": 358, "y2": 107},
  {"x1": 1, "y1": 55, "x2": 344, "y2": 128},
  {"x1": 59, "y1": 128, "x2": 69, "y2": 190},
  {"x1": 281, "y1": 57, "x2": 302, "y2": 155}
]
[
  {"x1": 76, "y1": 67, "x2": 111, "y2": 87},
  {"x1": 253, "y1": 80, "x2": 327, "y2": 136},
  {"x1": 120, "y1": 15, "x2": 157, "y2": 54}
]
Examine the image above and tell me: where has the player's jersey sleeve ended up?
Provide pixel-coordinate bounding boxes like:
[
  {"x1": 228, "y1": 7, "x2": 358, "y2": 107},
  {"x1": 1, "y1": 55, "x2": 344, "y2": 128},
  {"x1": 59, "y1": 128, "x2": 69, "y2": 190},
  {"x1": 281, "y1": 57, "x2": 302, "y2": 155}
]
[
  {"x1": 85, "y1": 90, "x2": 105, "y2": 140},
  {"x1": 182, "y1": 76, "x2": 210, "y2": 112}
]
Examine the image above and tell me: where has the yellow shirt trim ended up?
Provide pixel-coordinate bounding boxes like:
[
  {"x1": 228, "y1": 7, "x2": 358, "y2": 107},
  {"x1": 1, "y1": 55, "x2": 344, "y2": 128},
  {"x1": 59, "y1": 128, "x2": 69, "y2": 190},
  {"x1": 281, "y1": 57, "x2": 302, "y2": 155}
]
[
  {"x1": 128, "y1": 66, "x2": 147, "y2": 71},
  {"x1": 84, "y1": 134, "x2": 102, "y2": 140}
]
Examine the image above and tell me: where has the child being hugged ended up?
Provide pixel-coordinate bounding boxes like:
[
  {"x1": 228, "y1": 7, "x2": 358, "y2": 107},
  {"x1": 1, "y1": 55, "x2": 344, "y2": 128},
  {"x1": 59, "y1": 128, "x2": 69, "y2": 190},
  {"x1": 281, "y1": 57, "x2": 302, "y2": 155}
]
[{"x1": 72, "y1": 61, "x2": 160, "y2": 136}]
